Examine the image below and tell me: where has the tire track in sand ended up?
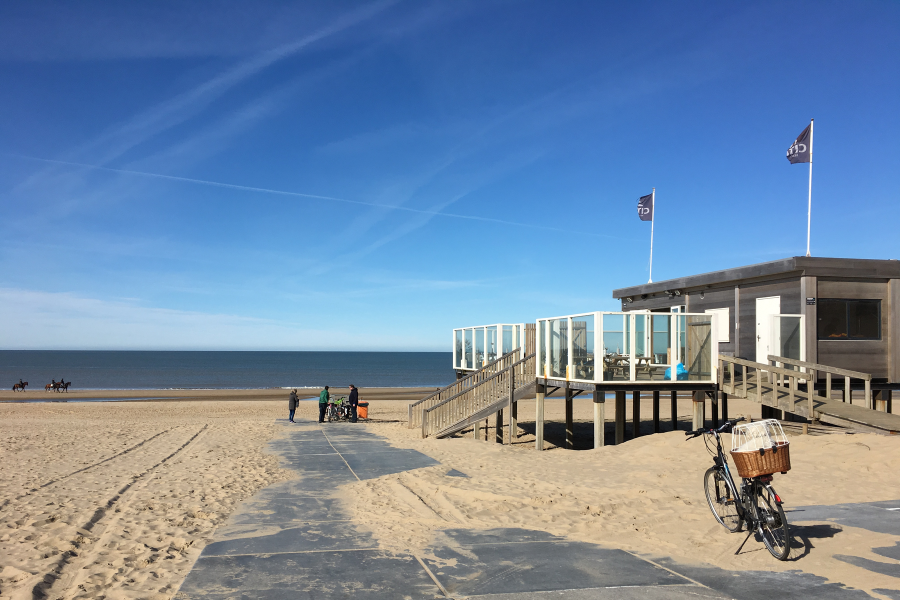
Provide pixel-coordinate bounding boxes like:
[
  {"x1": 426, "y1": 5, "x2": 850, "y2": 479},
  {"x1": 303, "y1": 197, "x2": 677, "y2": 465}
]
[
  {"x1": 0, "y1": 428, "x2": 174, "y2": 512},
  {"x1": 31, "y1": 424, "x2": 209, "y2": 599}
]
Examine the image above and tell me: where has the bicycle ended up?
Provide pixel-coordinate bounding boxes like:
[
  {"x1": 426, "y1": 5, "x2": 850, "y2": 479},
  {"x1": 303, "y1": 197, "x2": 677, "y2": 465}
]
[
  {"x1": 686, "y1": 417, "x2": 791, "y2": 560},
  {"x1": 327, "y1": 396, "x2": 351, "y2": 422}
]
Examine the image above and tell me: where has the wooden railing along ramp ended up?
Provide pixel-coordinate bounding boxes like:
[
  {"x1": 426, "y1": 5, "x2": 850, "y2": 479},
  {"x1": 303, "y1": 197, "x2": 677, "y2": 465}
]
[
  {"x1": 409, "y1": 350, "x2": 536, "y2": 439},
  {"x1": 719, "y1": 354, "x2": 900, "y2": 435}
]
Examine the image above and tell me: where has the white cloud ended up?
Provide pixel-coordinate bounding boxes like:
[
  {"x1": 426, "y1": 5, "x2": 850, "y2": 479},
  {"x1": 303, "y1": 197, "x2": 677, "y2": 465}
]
[{"x1": 0, "y1": 287, "x2": 435, "y2": 350}]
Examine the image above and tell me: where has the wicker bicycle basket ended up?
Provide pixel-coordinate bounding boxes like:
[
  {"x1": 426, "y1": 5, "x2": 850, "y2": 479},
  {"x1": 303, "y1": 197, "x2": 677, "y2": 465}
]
[{"x1": 729, "y1": 419, "x2": 791, "y2": 478}]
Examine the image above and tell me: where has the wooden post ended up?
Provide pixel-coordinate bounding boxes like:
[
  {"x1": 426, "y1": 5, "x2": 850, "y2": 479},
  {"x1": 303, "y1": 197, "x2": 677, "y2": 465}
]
[
  {"x1": 711, "y1": 391, "x2": 719, "y2": 428},
  {"x1": 826, "y1": 371, "x2": 832, "y2": 400},
  {"x1": 495, "y1": 409, "x2": 503, "y2": 444},
  {"x1": 875, "y1": 390, "x2": 888, "y2": 413},
  {"x1": 565, "y1": 385, "x2": 574, "y2": 450},
  {"x1": 692, "y1": 391, "x2": 704, "y2": 431},
  {"x1": 652, "y1": 390, "x2": 660, "y2": 433},
  {"x1": 865, "y1": 379, "x2": 872, "y2": 410},
  {"x1": 473, "y1": 419, "x2": 481, "y2": 440},
  {"x1": 845, "y1": 376, "x2": 851, "y2": 405},
  {"x1": 615, "y1": 391, "x2": 626, "y2": 444},
  {"x1": 508, "y1": 366, "x2": 516, "y2": 443},
  {"x1": 593, "y1": 389, "x2": 605, "y2": 449},
  {"x1": 722, "y1": 392, "x2": 729, "y2": 421},
  {"x1": 632, "y1": 390, "x2": 641, "y2": 439},
  {"x1": 484, "y1": 418, "x2": 489, "y2": 441},
  {"x1": 535, "y1": 384, "x2": 545, "y2": 451},
  {"x1": 670, "y1": 391, "x2": 678, "y2": 431}
]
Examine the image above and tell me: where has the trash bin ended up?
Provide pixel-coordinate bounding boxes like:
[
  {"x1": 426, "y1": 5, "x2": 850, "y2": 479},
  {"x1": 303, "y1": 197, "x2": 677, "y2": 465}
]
[{"x1": 357, "y1": 402, "x2": 369, "y2": 420}]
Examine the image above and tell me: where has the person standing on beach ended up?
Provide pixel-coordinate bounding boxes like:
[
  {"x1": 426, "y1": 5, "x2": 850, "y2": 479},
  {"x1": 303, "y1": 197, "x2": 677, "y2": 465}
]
[
  {"x1": 288, "y1": 389, "x2": 298, "y2": 423},
  {"x1": 318, "y1": 386, "x2": 329, "y2": 423},
  {"x1": 348, "y1": 385, "x2": 359, "y2": 423}
]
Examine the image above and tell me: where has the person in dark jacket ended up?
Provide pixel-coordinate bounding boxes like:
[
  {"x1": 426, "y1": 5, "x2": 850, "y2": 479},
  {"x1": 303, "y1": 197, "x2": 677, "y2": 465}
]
[
  {"x1": 288, "y1": 389, "x2": 298, "y2": 422},
  {"x1": 318, "y1": 386, "x2": 330, "y2": 423},
  {"x1": 348, "y1": 385, "x2": 359, "y2": 423}
]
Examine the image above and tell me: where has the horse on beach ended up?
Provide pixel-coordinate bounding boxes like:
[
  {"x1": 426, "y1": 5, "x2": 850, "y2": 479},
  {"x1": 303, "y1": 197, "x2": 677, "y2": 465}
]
[
  {"x1": 59, "y1": 381, "x2": 71, "y2": 392},
  {"x1": 45, "y1": 380, "x2": 59, "y2": 392},
  {"x1": 12, "y1": 381, "x2": 27, "y2": 392}
]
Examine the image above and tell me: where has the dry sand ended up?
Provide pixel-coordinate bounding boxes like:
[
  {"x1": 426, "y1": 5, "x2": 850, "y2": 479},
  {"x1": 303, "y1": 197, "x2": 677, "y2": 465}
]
[
  {"x1": 343, "y1": 398, "x2": 900, "y2": 600},
  {"x1": 2, "y1": 392, "x2": 899, "y2": 600}
]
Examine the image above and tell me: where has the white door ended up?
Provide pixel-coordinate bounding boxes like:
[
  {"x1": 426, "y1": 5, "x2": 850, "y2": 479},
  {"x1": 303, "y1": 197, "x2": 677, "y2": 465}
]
[{"x1": 756, "y1": 296, "x2": 781, "y2": 362}]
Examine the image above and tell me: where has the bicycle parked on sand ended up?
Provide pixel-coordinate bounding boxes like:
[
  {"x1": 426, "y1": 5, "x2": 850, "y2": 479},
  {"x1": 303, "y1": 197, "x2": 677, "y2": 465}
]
[
  {"x1": 686, "y1": 417, "x2": 792, "y2": 560},
  {"x1": 327, "y1": 396, "x2": 351, "y2": 422}
]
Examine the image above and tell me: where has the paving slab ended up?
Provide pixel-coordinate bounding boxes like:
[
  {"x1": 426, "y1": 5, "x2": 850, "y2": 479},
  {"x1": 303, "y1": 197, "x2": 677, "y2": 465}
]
[
  {"x1": 789, "y1": 499, "x2": 900, "y2": 535},
  {"x1": 179, "y1": 418, "x2": 892, "y2": 600},
  {"x1": 177, "y1": 549, "x2": 440, "y2": 599},
  {"x1": 651, "y1": 555, "x2": 880, "y2": 599}
]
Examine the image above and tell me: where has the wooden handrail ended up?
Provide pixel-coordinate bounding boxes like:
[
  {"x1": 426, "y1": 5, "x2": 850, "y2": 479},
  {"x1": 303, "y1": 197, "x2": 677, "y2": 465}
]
[
  {"x1": 420, "y1": 353, "x2": 535, "y2": 438},
  {"x1": 767, "y1": 354, "x2": 872, "y2": 409},
  {"x1": 407, "y1": 348, "x2": 522, "y2": 428},
  {"x1": 423, "y1": 353, "x2": 535, "y2": 415},
  {"x1": 767, "y1": 355, "x2": 871, "y2": 381}
]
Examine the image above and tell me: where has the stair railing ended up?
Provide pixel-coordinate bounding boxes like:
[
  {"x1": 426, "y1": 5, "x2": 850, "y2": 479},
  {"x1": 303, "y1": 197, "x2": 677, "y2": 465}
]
[
  {"x1": 408, "y1": 348, "x2": 522, "y2": 428},
  {"x1": 767, "y1": 355, "x2": 872, "y2": 410},
  {"x1": 421, "y1": 353, "x2": 535, "y2": 438}
]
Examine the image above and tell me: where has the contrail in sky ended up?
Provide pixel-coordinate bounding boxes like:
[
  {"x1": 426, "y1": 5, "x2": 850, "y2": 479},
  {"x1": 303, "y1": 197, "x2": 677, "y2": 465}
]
[{"x1": 14, "y1": 155, "x2": 625, "y2": 239}]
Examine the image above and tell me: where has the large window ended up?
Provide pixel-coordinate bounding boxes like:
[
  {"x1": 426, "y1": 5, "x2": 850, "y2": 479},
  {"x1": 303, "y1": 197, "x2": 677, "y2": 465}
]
[{"x1": 817, "y1": 299, "x2": 881, "y2": 340}]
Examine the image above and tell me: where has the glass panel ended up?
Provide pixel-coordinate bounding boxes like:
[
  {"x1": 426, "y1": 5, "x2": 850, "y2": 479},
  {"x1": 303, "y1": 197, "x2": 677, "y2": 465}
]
[
  {"x1": 849, "y1": 300, "x2": 880, "y2": 339},
  {"x1": 685, "y1": 316, "x2": 713, "y2": 381},
  {"x1": 455, "y1": 330, "x2": 462, "y2": 368},
  {"x1": 572, "y1": 315, "x2": 594, "y2": 380},
  {"x1": 502, "y1": 325, "x2": 513, "y2": 355},
  {"x1": 539, "y1": 320, "x2": 547, "y2": 377},
  {"x1": 776, "y1": 316, "x2": 802, "y2": 361},
  {"x1": 634, "y1": 314, "x2": 667, "y2": 381},
  {"x1": 602, "y1": 313, "x2": 629, "y2": 381},
  {"x1": 486, "y1": 326, "x2": 498, "y2": 363},
  {"x1": 549, "y1": 318, "x2": 568, "y2": 378},
  {"x1": 464, "y1": 329, "x2": 473, "y2": 369},
  {"x1": 649, "y1": 314, "x2": 671, "y2": 381},
  {"x1": 635, "y1": 314, "x2": 647, "y2": 357},
  {"x1": 817, "y1": 299, "x2": 881, "y2": 340},
  {"x1": 475, "y1": 328, "x2": 485, "y2": 368}
]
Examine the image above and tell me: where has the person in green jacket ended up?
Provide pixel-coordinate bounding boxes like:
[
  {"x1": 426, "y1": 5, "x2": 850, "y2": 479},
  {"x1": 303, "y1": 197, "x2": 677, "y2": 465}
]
[{"x1": 318, "y1": 386, "x2": 330, "y2": 423}]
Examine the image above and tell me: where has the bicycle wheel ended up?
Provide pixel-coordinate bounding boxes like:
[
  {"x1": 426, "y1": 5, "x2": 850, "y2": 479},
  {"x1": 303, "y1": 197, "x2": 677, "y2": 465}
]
[
  {"x1": 703, "y1": 467, "x2": 742, "y2": 532},
  {"x1": 752, "y1": 483, "x2": 790, "y2": 560}
]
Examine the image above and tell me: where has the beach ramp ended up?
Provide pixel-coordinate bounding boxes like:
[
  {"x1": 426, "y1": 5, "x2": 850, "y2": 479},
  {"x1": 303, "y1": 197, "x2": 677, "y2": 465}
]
[
  {"x1": 720, "y1": 354, "x2": 900, "y2": 434},
  {"x1": 408, "y1": 350, "x2": 536, "y2": 439}
]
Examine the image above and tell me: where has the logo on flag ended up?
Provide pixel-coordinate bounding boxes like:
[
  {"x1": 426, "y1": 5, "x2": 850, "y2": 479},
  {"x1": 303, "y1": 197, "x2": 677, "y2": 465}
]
[
  {"x1": 637, "y1": 193, "x2": 653, "y2": 221},
  {"x1": 786, "y1": 124, "x2": 811, "y2": 164}
]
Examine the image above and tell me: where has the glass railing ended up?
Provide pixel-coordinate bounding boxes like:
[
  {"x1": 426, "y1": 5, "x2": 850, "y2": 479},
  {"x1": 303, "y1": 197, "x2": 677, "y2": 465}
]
[
  {"x1": 535, "y1": 311, "x2": 718, "y2": 383},
  {"x1": 453, "y1": 323, "x2": 526, "y2": 370}
]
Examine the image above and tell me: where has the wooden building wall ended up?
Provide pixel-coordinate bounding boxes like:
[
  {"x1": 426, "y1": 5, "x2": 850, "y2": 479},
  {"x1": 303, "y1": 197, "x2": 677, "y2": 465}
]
[{"x1": 817, "y1": 279, "x2": 890, "y2": 378}]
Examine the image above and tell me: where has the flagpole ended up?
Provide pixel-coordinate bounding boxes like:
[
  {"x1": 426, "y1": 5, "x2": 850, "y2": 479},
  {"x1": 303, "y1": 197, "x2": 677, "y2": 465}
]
[
  {"x1": 648, "y1": 187, "x2": 655, "y2": 283},
  {"x1": 806, "y1": 119, "x2": 813, "y2": 257}
]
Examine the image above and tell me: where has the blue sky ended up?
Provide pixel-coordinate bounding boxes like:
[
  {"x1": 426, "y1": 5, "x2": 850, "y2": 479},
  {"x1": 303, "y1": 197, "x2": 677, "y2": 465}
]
[{"x1": 1, "y1": 1, "x2": 898, "y2": 350}]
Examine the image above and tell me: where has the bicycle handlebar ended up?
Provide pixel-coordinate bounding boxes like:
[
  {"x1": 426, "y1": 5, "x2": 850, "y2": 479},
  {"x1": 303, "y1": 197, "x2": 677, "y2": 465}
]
[{"x1": 685, "y1": 417, "x2": 746, "y2": 440}]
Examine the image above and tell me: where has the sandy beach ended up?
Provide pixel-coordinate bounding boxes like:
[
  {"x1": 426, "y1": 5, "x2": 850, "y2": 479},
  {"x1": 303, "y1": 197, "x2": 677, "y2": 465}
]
[{"x1": 1, "y1": 393, "x2": 899, "y2": 599}]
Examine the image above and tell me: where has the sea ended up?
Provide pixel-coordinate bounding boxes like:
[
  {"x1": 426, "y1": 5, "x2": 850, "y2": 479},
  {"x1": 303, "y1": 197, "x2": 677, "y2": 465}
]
[{"x1": 0, "y1": 351, "x2": 454, "y2": 390}]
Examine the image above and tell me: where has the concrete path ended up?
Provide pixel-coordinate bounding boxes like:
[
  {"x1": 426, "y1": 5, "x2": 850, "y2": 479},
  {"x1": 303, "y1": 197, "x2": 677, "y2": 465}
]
[{"x1": 176, "y1": 419, "x2": 896, "y2": 599}]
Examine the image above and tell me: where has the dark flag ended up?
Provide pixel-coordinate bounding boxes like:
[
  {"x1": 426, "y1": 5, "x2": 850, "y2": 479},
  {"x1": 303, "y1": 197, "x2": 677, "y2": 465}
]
[
  {"x1": 786, "y1": 124, "x2": 811, "y2": 164},
  {"x1": 637, "y1": 193, "x2": 653, "y2": 221}
]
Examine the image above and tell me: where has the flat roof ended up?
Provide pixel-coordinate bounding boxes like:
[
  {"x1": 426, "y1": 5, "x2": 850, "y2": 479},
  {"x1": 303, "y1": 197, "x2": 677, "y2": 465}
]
[{"x1": 612, "y1": 256, "x2": 900, "y2": 299}]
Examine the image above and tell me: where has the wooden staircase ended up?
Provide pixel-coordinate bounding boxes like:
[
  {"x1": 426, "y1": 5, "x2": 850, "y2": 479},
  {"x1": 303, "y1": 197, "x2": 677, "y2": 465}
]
[
  {"x1": 719, "y1": 354, "x2": 900, "y2": 435},
  {"x1": 409, "y1": 351, "x2": 536, "y2": 439}
]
